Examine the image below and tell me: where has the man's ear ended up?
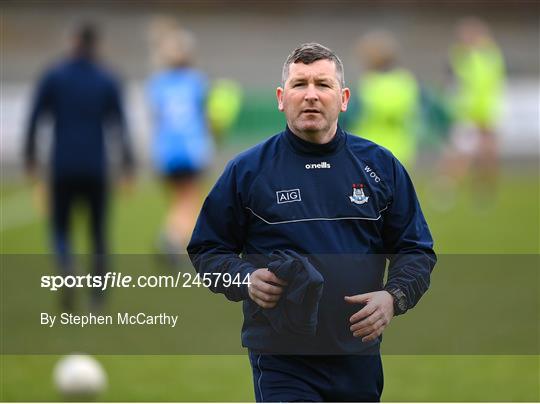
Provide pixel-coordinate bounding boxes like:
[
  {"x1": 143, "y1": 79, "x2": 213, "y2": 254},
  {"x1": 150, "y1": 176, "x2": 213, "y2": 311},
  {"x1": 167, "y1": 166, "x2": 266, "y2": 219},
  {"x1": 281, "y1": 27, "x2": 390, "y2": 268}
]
[
  {"x1": 341, "y1": 87, "x2": 351, "y2": 112},
  {"x1": 276, "y1": 87, "x2": 284, "y2": 111}
]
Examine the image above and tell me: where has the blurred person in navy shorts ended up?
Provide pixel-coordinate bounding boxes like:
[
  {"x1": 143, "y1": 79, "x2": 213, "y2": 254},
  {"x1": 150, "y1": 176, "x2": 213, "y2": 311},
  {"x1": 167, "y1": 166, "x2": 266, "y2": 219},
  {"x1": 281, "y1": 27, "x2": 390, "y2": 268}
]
[{"x1": 24, "y1": 23, "x2": 135, "y2": 310}]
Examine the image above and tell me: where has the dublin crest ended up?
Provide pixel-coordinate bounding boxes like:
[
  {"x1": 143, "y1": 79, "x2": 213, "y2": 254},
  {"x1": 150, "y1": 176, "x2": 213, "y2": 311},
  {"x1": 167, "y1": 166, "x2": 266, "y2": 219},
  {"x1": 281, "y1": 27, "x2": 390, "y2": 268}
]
[{"x1": 349, "y1": 183, "x2": 369, "y2": 205}]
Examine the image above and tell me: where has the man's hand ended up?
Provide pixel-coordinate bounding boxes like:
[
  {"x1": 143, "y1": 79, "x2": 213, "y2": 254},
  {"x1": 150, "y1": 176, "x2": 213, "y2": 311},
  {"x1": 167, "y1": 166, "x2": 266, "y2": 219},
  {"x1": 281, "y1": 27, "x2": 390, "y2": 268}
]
[
  {"x1": 248, "y1": 268, "x2": 287, "y2": 309},
  {"x1": 345, "y1": 291, "x2": 394, "y2": 342}
]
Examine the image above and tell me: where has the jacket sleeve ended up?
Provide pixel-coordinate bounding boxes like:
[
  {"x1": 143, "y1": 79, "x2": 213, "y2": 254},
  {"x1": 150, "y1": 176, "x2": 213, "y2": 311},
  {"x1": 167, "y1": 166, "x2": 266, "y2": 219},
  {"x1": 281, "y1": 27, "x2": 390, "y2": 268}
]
[
  {"x1": 24, "y1": 71, "x2": 53, "y2": 168},
  {"x1": 187, "y1": 160, "x2": 257, "y2": 302},
  {"x1": 382, "y1": 157, "x2": 436, "y2": 311}
]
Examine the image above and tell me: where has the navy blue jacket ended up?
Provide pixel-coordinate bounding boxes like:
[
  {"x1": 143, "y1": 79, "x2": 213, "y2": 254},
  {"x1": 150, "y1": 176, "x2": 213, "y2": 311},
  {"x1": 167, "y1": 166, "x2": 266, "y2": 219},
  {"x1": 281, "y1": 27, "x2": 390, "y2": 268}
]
[
  {"x1": 24, "y1": 56, "x2": 134, "y2": 180},
  {"x1": 188, "y1": 126, "x2": 436, "y2": 354}
]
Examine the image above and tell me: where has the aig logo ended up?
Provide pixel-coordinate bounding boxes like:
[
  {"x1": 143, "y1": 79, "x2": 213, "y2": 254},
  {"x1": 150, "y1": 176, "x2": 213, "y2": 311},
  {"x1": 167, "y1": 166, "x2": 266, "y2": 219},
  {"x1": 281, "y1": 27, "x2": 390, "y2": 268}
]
[{"x1": 276, "y1": 189, "x2": 301, "y2": 204}]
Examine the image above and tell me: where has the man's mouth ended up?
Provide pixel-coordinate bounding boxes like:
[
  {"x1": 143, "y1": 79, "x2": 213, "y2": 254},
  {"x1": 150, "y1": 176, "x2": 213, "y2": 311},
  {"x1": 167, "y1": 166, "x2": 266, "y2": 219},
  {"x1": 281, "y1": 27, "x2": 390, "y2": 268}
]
[{"x1": 302, "y1": 109, "x2": 321, "y2": 114}]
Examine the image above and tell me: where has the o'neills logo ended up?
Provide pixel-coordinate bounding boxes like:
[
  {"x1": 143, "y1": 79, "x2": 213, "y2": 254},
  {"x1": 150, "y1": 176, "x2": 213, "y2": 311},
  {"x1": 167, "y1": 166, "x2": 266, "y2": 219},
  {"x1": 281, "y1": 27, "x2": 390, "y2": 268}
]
[{"x1": 305, "y1": 162, "x2": 332, "y2": 169}]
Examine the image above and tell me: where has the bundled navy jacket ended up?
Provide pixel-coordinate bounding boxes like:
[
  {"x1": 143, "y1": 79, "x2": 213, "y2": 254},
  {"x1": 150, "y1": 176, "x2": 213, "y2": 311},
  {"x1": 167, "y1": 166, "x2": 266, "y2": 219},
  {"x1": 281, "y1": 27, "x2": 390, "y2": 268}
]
[
  {"x1": 251, "y1": 249, "x2": 324, "y2": 337},
  {"x1": 188, "y1": 126, "x2": 436, "y2": 354}
]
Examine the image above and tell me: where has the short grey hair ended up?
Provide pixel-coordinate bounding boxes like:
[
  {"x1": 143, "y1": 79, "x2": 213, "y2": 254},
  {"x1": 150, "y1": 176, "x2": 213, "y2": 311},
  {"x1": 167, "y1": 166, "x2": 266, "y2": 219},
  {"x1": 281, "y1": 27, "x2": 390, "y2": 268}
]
[{"x1": 281, "y1": 43, "x2": 345, "y2": 88}]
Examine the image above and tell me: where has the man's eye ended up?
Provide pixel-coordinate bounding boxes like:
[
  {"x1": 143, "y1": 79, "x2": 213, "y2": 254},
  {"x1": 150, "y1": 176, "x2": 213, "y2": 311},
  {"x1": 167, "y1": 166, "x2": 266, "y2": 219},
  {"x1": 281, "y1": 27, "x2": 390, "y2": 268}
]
[
  {"x1": 319, "y1": 83, "x2": 331, "y2": 88},
  {"x1": 292, "y1": 83, "x2": 305, "y2": 88}
]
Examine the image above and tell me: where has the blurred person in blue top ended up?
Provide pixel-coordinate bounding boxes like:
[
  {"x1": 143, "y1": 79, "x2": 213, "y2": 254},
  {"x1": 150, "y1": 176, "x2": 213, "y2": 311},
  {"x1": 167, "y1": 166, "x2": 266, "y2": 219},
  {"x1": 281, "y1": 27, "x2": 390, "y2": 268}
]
[
  {"x1": 146, "y1": 22, "x2": 214, "y2": 258},
  {"x1": 24, "y1": 23, "x2": 135, "y2": 310}
]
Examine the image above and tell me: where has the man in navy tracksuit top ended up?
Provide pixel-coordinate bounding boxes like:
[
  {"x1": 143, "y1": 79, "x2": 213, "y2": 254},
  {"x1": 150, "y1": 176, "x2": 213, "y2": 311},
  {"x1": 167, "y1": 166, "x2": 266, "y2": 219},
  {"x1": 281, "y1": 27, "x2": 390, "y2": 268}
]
[
  {"x1": 188, "y1": 43, "x2": 436, "y2": 402},
  {"x1": 24, "y1": 24, "x2": 134, "y2": 309}
]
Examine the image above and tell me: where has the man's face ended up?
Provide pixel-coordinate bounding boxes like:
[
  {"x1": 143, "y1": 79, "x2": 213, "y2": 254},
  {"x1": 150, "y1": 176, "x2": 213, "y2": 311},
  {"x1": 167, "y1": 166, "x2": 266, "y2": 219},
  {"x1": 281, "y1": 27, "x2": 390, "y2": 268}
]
[{"x1": 277, "y1": 59, "x2": 350, "y2": 137}]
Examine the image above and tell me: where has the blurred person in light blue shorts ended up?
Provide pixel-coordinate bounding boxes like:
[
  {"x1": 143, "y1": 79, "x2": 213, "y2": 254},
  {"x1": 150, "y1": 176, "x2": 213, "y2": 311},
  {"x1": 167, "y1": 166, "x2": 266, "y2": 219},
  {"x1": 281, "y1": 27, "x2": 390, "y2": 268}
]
[{"x1": 146, "y1": 20, "x2": 215, "y2": 259}]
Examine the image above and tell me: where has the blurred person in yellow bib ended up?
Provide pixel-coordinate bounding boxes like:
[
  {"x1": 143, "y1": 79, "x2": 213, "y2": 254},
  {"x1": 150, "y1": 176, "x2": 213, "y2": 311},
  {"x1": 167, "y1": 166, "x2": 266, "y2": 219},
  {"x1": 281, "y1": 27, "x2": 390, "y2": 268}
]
[
  {"x1": 435, "y1": 17, "x2": 505, "y2": 209},
  {"x1": 348, "y1": 31, "x2": 420, "y2": 169}
]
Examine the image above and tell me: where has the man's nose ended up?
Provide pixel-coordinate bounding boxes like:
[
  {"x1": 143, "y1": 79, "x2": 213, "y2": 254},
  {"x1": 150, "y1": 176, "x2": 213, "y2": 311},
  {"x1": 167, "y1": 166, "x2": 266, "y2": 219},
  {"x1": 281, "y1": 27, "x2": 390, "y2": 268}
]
[{"x1": 304, "y1": 84, "x2": 319, "y2": 101}]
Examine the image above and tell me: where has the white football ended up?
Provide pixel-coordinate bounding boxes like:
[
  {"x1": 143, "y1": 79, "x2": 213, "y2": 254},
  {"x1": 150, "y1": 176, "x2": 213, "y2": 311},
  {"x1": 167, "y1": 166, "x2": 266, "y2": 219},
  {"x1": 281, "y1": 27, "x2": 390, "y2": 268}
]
[{"x1": 53, "y1": 354, "x2": 107, "y2": 397}]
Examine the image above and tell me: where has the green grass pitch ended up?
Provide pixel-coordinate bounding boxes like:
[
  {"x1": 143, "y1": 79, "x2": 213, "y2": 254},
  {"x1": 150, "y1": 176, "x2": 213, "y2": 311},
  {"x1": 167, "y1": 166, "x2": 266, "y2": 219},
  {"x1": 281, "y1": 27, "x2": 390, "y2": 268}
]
[{"x1": 1, "y1": 163, "x2": 538, "y2": 401}]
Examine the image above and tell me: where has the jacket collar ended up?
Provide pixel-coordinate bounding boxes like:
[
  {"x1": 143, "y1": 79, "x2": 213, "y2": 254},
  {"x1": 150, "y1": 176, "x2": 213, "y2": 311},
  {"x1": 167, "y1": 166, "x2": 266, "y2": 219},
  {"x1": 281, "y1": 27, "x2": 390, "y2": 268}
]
[{"x1": 283, "y1": 125, "x2": 346, "y2": 156}]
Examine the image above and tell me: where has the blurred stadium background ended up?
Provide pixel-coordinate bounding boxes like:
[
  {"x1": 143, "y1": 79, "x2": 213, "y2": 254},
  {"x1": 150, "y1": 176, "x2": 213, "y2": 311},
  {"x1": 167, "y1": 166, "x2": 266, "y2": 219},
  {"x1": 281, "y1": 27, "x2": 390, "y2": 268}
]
[{"x1": 1, "y1": 0, "x2": 538, "y2": 401}]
